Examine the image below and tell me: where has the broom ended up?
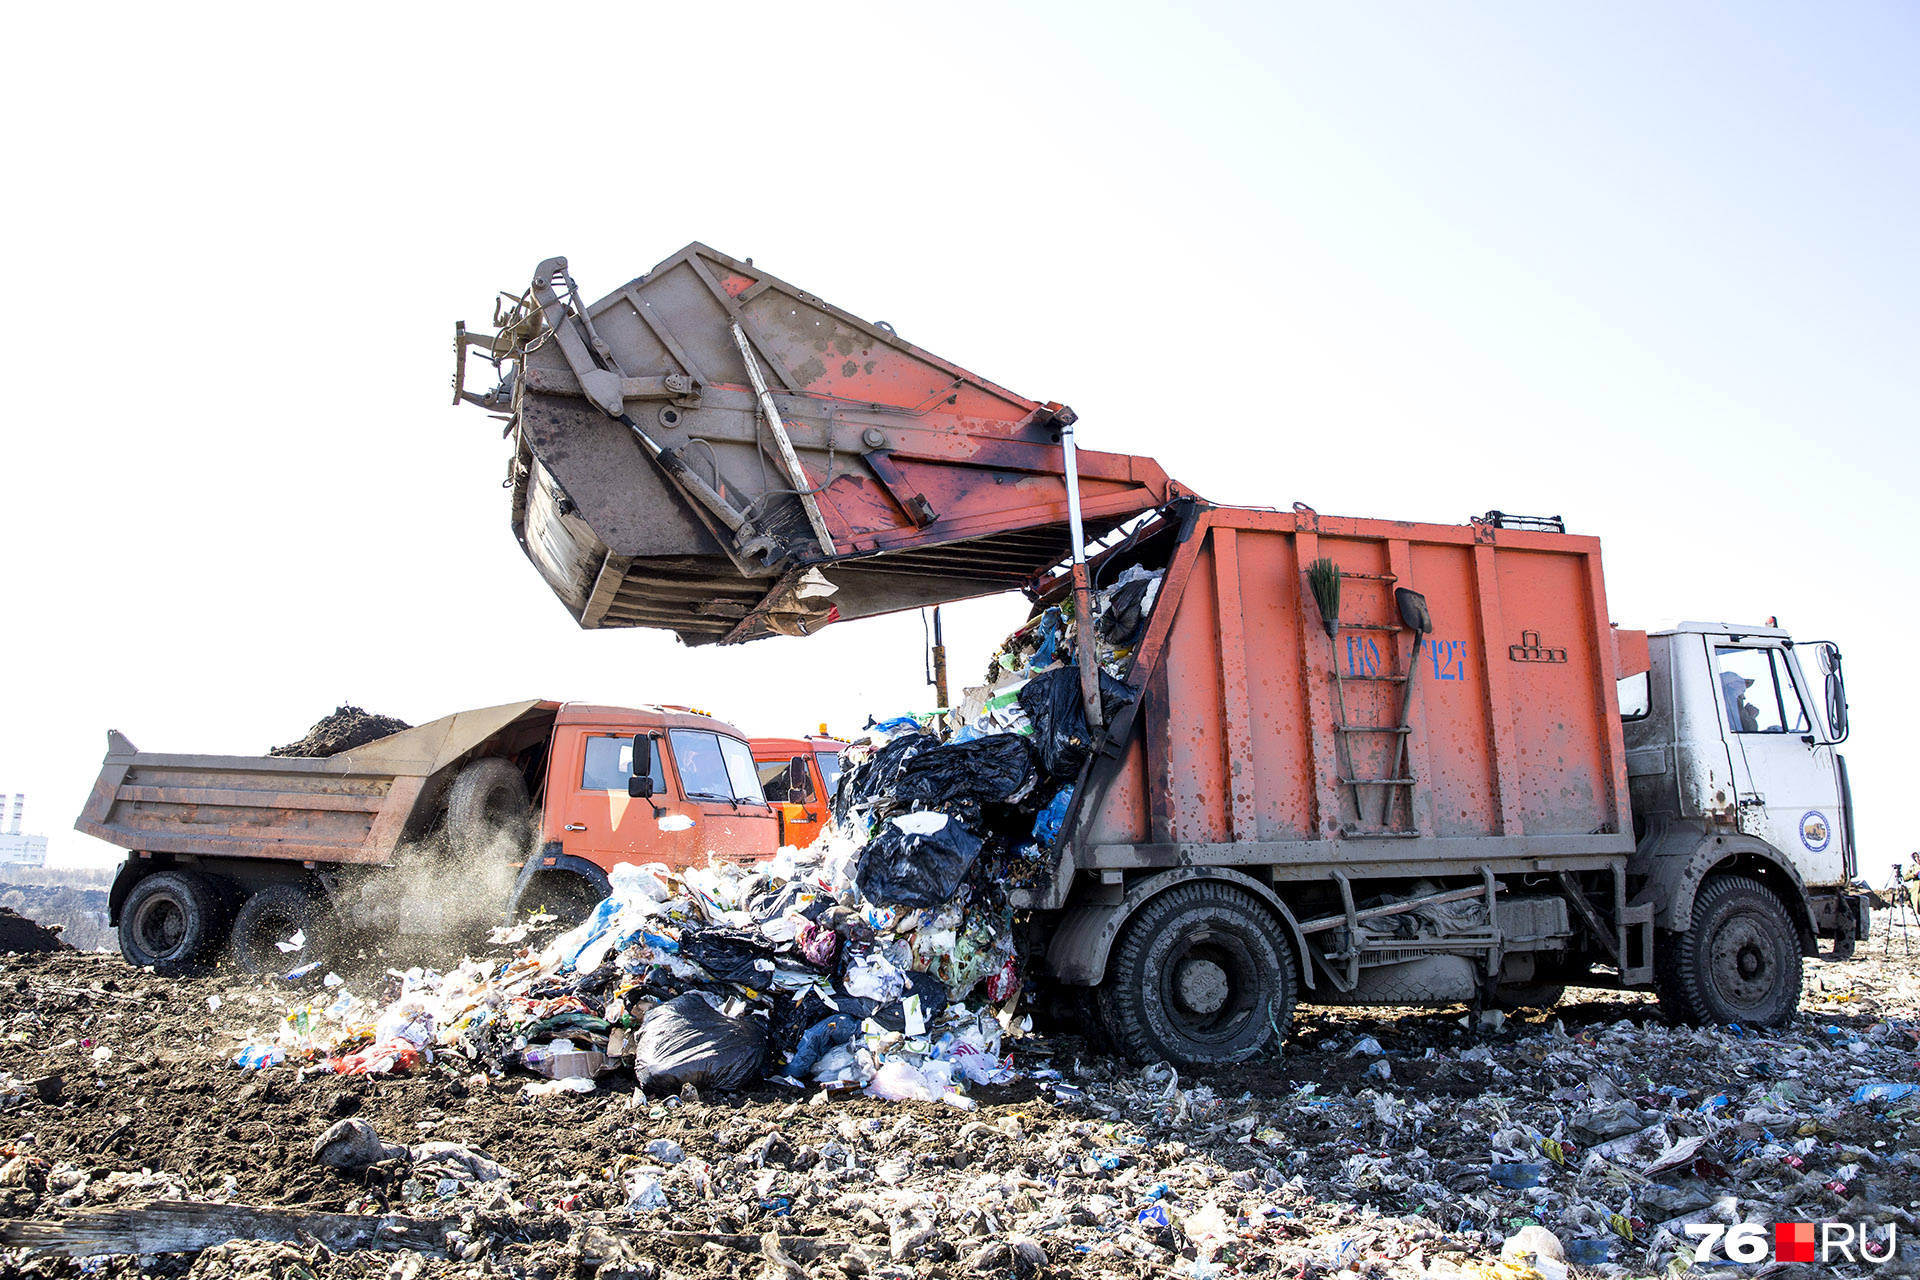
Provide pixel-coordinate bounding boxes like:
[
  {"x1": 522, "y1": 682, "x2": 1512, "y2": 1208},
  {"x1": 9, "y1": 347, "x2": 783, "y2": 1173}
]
[{"x1": 1307, "y1": 558, "x2": 1342, "y2": 641}]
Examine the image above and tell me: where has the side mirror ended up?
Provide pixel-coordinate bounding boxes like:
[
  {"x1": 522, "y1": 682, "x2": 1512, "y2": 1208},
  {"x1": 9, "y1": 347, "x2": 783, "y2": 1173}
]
[
  {"x1": 1821, "y1": 644, "x2": 1849, "y2": 742},
  {"x1": 628, "y1": 773, "x2": 655, "y2": 799},
  {"x1": 788, "y1": 756, "x2": 811, "y2": 800},
  {"x1": 1395, "y1": 588, "x2": 1433, "y2": 635}
]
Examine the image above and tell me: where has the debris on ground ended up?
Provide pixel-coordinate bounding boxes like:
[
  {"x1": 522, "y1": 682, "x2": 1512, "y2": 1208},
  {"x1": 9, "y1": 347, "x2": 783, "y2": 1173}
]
[
  {"x1": 269, "y1": 705, "x2": 412, "y2": 758},
  {"x1": 9, "y1": 582, "x2": 1918, "y2": 1273},
  {"x1": 4, "y1": 947, "x2": 1920, "y2": 1276}
]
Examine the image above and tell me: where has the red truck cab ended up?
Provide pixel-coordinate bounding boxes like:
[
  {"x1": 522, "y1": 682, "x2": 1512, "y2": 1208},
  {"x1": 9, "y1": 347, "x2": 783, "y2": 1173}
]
[
  {"x1": 512, "y1": 710, "x2": 843, "y2": 919},
  {"x1": 749, "y1": 733, "x2": 847, "y2": 849}
]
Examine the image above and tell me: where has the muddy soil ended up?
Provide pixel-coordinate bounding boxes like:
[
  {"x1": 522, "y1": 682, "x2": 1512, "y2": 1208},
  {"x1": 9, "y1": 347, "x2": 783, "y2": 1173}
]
[
  {"x1": 271, "y1": 706, "x2": 413, "y2": 759},
  {"x1": 4, "y1": 944, "x2": 1919, "y2": 1279}
]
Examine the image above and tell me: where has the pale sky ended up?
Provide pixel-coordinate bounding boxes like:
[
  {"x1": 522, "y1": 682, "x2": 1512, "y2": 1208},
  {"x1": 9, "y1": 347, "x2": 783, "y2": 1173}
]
[{"x1": 6, "y1": 4, "x2": 1914, "y2": 867}]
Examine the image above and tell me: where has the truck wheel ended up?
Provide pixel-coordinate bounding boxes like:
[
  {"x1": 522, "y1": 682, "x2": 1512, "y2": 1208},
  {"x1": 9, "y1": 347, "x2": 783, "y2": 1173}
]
[
  {"x1": 1656, "y1": 875, "x2": 1802, "y2": 1028},
  {"x1": 1096, "y1": 881, "x2": 1296, "y2": 1067},
  {"x1": 445, "y1": 757, "x2": 531, "y2": 848},
  {"x1": 230, "y1": 884, "x2": 332, "y2": 974},
  {"x1": 119, "y1": 870, "x2": 223, "y2": 972},
  {"x1": 521, "y1": 870, "x2": 604, "y2": 927}
]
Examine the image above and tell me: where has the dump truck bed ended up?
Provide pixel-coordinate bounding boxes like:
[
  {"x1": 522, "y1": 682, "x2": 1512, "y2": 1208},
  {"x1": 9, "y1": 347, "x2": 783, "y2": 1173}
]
[
  {"x1": 1029, "y1": 505, "x2": 1641, "y2": 909},
  {"x1": 76, "y1": 702, "x2": 558, "y2": 864},
  {"x1": 458, "y1": 244, "x2": 1174, "y2": 644}
]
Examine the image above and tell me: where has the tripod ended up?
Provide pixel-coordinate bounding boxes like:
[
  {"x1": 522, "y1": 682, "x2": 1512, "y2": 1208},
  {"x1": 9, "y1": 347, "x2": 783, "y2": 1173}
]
[{"x1": 1881, "y1": 861, "x2": 1918, "y2": 960}]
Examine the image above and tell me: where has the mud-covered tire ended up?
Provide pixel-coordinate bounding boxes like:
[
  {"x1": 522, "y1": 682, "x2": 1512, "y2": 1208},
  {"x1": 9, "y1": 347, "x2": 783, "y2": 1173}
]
[
  {"x1": 1095, "y1": 881, "x2": 1296, "y2": 1067},
  {"x1": 444, "y1": 757, "x2": 530, "y2": 847},
  {"x1": 1656, "y1": 874, "x2": 1802, "y2": 1028},
  {"x1": 1490, "y1": 983, "x2": 1566, "y2": 1012},
  {"x1": 230, "y1": 884, "x2": 333, "y2": 974},
  {"x1": 119, "y1": 870, "x2": 224, "y2": 971}
]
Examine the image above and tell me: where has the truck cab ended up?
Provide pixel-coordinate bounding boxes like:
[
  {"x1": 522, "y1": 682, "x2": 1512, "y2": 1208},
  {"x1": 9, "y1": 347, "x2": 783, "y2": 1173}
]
[
  {"x1": 749, "y1": 734, "x2": 846, "y2": 849},
  {"x1": 514, "y1": 704, "x2": 779, "y2": 916},
  {"x1": 1622, "y1": 623, "x2": 1862, "y2": 943}
]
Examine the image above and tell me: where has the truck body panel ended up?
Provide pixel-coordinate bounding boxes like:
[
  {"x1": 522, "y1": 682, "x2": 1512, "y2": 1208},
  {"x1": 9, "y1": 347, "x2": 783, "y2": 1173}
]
[
  {"x1": 77, "y1": 700, "x2": 557, "y2": 866},
  {"x1": 458, "y1": 244, "x2": 1174, "y2": 645},
  {"x1": 1020, "y1": 506, "x2": 1639, "y2": 911}
]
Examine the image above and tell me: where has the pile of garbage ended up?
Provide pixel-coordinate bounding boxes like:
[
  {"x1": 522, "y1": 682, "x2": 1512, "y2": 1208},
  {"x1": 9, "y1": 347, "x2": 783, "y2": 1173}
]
[
  {"x1": 236, "y1": 571, "x2": 1165, "y2": 1105},
  {"x1": 270, "y1": 704, "x2": 413, "y2": 758},
  {"x1": 9, "y1": 942, "x2": 1920, "y2": 1275}
]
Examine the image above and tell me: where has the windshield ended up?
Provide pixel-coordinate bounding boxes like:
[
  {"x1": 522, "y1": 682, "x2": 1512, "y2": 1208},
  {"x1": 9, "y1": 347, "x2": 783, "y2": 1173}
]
[
  {"x1": 669, "y1": 730, "x2": 766, "y2": 804},
  {"x1": 816, "y1": 749, "x2": 842, "y2": 799}
]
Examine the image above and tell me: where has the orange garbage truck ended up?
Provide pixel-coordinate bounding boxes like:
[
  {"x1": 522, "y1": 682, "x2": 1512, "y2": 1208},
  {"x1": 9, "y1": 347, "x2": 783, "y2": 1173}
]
[
  {"x1": 78, "y1": 700, "x2": 840, "y2": 973},
  {"x1": 456, "y1": 244, "x2": 1867, "y2": 1065}
]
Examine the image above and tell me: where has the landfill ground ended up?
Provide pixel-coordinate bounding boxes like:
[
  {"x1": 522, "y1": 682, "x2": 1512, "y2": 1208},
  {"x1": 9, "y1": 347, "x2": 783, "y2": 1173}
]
[{"x1": 5, "y1": 927, "x2": 1920, "y2": 1280}]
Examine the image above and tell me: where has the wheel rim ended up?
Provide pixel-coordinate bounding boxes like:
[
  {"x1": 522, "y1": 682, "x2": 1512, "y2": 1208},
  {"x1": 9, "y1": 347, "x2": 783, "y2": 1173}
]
[
  {"x1": 1707, "y1": 909, "x2": 1779, "y2": 1011},
  {"x1": 132, "y1": 895, "x2": 188, "y2": 958},
  {"x1": 1156, "y1": 928, "x2": 1262, "y2": 1044}
]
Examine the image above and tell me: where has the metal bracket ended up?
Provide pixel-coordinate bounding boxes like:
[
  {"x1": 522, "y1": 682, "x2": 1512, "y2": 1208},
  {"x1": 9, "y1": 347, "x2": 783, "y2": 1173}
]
[
  {"x1": 864, "y1": 450, "x2": 939, "y2": 527},
  {"x1": 730, "y1": 321, "x2": 838, "y2": 557},
  {"x1": 1509, "y1": 630, "x2": 1568, "y2": 663},
  {"x1": 530, "y1": 257, "x2": 627, "y2": 418}
]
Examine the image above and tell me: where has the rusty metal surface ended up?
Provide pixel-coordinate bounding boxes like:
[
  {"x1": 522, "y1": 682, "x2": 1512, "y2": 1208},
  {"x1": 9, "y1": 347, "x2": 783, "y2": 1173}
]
[
  {"x1": 461, "y1": 244, "x2": 1173, "y2": 644},
  {"x1": 73, "y1": 701, "x2": 563, "y2": 866},
  {"x1": 1048, "y1": 508, "x2": 1635, "y2": 905}
]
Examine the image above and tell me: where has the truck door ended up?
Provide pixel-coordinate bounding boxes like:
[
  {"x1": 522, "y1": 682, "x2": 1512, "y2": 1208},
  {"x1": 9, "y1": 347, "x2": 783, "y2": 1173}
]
[
  {"x1": 1711, "y1": 644, "x2": 1847, "y2": 886},
  {"x1": 664, "y1": 729, "x2": 780, "y2": 864},
  {"x1": 559, "y1": 730, "x2": 692, "y2": 867},
  {"x1": 757, "y1": 755, "x2": 824, "y2": 848}
]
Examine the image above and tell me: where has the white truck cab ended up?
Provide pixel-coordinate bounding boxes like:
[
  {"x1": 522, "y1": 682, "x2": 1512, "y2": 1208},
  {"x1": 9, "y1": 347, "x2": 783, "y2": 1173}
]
[{"x1": 1623, "y1": 621, "x2": 1864, "y2": 951}]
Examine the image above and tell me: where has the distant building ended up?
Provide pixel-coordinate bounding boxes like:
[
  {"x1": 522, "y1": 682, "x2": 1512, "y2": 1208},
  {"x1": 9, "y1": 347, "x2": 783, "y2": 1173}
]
[{"x1": 0, "y1": 794, "x2": 48, "y2": 868}]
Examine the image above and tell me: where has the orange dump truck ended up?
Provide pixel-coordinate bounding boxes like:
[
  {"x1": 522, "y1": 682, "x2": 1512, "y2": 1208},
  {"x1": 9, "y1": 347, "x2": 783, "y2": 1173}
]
[
  {"x1": 78, "y1": 701, "x2": 839, "y2": 973},
  {"x1": 456, "y1": 245, "x2": 1866, "y2": 1065}
]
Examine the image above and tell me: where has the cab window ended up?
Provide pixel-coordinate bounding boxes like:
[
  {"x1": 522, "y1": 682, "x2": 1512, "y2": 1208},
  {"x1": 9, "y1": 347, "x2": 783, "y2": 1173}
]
[
  {"x1": 1713, "y1": 647, "x2": 1811, "y2": 736},
  {"x1": 758, "y1": 758, "x2": 817, "y2": 804},
  {"x1": 669, "y1": 731, "x2": 768, "y2": 804},
  {"x1": 816, "y1": 750, "x2": 843, "y2": 799},
  {"x1": 581, "y1": 735, "x2": 664, "y2": 792},
  {"x1": 1617, "y1": 673, "x2": 1650, "y2": 721}
]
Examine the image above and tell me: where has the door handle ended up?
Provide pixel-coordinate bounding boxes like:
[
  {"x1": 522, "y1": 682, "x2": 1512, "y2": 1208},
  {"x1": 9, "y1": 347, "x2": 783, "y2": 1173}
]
[{"x1": 564, "y1": 823, "x2": 587, "y2": 832}]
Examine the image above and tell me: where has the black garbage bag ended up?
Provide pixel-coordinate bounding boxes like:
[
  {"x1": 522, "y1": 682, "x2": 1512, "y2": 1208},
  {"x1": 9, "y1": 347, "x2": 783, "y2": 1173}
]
[
  {"x1": 825, "y1": 970, "x2": 951, "y2": 1032},
  {"x1": 1017, "y1": 664, "x2": 1138, "y2": 778},
  {"x1": 891, "y1": 735, "x2": 1039, "y2": 810},
  {"x1": 770, "y1": 989, "x2": 839, "y2": 1055},
  {"x1": 680, "y1": 930, "x2": 779, "y2": 988},
  {"x1": 833, "y1": 731, "x2": 937, "y2": 822},
  {"x1": 631, "y1": 993, "x2": 768, "y2": 1093},
  {"x1": 1097, "y1": 573, "x2": 1160, "y2": 648},
  {"x1": 854, "y1": 812, "x2": 984, "y2": 909}
]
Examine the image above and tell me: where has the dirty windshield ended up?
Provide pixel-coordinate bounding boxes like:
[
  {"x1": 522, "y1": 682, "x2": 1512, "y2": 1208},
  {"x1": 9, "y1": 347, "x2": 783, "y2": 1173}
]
[
  {"x1": 669, "y1": 730, "x2": 766, "y2": 804},
  {"x1": 815, "y1": 750, "x2": 842, "y2": 799}
]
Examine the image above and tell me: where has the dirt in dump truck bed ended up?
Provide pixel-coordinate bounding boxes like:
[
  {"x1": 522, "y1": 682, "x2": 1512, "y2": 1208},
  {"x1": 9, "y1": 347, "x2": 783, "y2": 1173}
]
[{"x1": 270, "y1": 706, "x2": 413, "y2": 758}]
